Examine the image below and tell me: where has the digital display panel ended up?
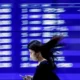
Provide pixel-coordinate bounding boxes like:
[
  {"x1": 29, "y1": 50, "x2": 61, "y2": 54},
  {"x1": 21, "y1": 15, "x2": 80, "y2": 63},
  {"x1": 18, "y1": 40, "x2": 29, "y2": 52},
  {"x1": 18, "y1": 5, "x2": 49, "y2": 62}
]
[{"x1": 0, "y1": 3, "x2": 80, "y2": 80}]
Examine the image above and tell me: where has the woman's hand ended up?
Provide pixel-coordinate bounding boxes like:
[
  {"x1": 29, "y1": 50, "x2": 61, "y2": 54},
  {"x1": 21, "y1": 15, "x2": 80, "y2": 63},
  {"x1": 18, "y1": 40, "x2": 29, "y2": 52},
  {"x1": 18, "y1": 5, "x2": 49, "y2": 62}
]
[
  {"x1": 20, "y1": 75, "x2": 32, "y2": 80},
  {"x1": 24, "y1": 75, "x2": 33, "y2": 80}
]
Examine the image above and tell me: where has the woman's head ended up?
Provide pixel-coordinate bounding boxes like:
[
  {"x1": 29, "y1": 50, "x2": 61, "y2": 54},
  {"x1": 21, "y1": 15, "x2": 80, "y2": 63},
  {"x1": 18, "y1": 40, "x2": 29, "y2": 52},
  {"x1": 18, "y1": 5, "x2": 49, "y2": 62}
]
[
  {"x1": 28, "y1": 36, "x2": 63, "y2": 69},
  {"x1": 28, "y1": 40, "x2": 43, "y2": 61}
]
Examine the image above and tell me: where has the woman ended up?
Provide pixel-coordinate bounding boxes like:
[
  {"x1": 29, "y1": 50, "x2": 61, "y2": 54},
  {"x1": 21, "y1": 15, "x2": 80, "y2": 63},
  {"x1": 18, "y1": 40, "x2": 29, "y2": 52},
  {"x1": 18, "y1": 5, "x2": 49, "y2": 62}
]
[{"x1": 25, "y1": 36, "x2": 62, "y2": 80}]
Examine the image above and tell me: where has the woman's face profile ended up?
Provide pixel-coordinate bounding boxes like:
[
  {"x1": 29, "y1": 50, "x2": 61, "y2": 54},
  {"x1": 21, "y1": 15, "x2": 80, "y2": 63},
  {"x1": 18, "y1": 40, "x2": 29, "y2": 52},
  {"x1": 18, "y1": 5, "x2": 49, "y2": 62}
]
[{"x1": 29, "y1": 49, "x2": 38, "y2": 61}]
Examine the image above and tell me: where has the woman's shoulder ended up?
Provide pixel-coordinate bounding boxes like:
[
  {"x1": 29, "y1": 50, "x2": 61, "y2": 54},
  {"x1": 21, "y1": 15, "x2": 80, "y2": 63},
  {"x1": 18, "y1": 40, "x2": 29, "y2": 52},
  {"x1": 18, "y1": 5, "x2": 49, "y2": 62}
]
[
  {"x1": 39, "y1": 60, "x2": 56, "y2": 70},
  {"x1": 38, "y1": 60, "x2": 49, "y2": 68},
  {"x1": 36, "y1": 61, "x2": 49, "y2": 72}
]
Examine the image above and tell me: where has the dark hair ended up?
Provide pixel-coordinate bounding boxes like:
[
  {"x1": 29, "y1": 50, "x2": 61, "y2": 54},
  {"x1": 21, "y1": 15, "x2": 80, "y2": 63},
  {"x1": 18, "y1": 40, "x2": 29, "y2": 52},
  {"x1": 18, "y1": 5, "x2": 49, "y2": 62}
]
[
  {"x1": 27, "y1": 40, "x2": 42, "y2": 53},
  {"x1": 28, "y1": 40, "x2": 56, "y2": 69}
]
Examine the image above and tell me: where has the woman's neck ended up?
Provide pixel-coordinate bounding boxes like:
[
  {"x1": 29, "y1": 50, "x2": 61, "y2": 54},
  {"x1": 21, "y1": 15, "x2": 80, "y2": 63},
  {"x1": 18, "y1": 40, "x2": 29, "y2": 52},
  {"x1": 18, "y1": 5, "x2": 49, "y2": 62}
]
[
  {"x1": 38, "y1": 58, "x2": 47, "y2": 62},
  {"x1": 37, "y1": 58, "x2": 47, "y2": 65}
]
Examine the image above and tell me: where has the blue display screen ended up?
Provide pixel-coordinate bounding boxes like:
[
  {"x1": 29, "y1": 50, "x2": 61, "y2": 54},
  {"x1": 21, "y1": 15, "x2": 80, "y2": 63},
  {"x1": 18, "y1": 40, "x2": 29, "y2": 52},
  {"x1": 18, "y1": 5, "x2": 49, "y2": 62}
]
[{"x1": 0, "y1": 3, "x2": 80, "y2": 80}]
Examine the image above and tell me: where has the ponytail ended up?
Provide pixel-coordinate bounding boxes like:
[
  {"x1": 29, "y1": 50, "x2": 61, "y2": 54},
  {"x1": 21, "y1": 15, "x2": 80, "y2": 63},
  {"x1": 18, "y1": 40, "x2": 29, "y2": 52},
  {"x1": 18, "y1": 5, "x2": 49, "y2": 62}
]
[
  {"x1": 41, "y1": 50, "x2": 56, "y2": 69},
  {"x1": 47, "y1": 57, "x2": 56, "y2": 69},
  {"x1": 40, "y1": 36, "x2": 63, "y2": 69}
]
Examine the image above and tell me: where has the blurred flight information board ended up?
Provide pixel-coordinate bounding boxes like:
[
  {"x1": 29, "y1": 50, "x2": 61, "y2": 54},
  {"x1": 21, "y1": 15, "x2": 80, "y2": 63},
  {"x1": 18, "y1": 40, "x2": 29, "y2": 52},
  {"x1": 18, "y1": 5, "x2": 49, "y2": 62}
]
[
  {"x1": 0, "y1": 4, "x2": 12, "y2": 68},
  {"x1": 0, "y1": 3, "x2": 80, "y2": 74},
  {"x1": 20, "y1": 3, "x2": 80, "y2": 73}
]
